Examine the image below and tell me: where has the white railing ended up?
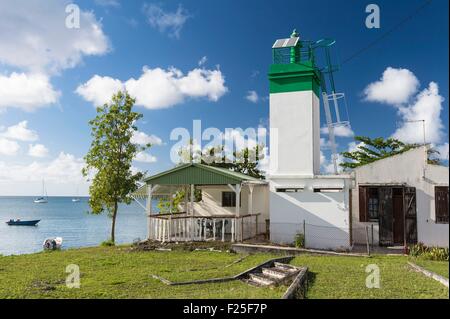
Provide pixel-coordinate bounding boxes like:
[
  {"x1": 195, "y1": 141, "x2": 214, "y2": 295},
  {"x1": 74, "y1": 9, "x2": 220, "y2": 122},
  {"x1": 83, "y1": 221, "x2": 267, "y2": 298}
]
[{"x1": 148, "y1": 213, "x2": 261, "y2": 243}]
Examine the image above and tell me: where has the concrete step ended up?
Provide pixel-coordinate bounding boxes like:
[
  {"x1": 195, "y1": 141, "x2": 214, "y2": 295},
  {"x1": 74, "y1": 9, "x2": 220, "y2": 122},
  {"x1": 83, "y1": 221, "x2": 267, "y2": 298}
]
[
  {"x1": 274, "y1": 262, "x2": 298, "y2": 273},
  {"x1": 249, "y1": 273, "x2": 276, "y2": 286},
  {"x1": 262, "y1": 267, "x2": 289, "y2": 280}
]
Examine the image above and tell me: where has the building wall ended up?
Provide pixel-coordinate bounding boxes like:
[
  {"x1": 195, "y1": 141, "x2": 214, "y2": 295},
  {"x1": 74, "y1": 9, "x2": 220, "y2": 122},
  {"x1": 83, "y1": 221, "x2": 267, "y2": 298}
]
[
  {"x1": 351, "y1": 146, "x2": 449, "y2": 247},
  {"x1": 198, "y1": 185, "x2": 269, "y2": 220},
  {"x1": 269, "y1": 91, "x2": 321, "y2": 177},
  {"x1": 197, "y1": 185, "x2": 269, "y2": 236},
  {"x1": 269, "y1": 177, "x2": 352, "y2": 250}
]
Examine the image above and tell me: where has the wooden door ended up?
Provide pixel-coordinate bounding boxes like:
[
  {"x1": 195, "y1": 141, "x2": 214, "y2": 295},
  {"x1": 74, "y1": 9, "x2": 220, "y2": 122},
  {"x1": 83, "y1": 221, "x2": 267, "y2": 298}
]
[
  {"x1": 392, "y1": 188, "x2": 404, "y2": 245},
  {"x1": 379, "y1": 187, "x2": 393, "y2": 246},
  {"x1": 404, "y1": 187, "x2": 417, "y2": 245}
]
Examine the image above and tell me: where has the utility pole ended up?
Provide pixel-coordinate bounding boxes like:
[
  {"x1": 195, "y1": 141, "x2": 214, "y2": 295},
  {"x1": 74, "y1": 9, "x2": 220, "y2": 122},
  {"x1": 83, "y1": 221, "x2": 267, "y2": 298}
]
[{"x1": 404, "y1": 119, "x2": 426, "y2": 145}]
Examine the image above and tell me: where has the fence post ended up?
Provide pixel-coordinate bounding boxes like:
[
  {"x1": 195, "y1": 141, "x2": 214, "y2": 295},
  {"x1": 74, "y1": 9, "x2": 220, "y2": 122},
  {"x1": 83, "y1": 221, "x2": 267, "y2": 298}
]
[
  {"x1": 303, "y1": 220, "x2": 306, "y2": 248},
  {"x1": 365, "y1": 225, "x2": 371, "y2": 256},
  {"x1": 265, "y1": 219, "x2": 270, "y2": 240}
]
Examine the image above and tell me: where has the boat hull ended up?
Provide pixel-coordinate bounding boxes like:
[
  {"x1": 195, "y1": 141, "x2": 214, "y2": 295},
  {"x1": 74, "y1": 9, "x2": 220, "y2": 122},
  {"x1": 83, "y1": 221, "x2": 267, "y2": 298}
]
[{"x1": 6, "y1": 220, "x2": 40, "y2": 226}]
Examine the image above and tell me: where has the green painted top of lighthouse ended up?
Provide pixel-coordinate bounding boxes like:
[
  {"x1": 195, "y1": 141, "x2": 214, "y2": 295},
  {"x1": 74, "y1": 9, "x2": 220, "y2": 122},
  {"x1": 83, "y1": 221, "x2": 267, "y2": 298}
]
[{"x1": 269, "y1": 30, "x2": 321, "y2": 96}]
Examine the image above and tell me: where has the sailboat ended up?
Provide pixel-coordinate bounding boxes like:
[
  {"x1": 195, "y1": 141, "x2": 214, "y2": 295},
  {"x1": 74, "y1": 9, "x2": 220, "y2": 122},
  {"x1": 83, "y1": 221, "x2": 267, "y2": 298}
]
[
  {"x1": 72, "y1": 186, "x2": 80, "y2": 202},
  {"x1": 34, "y1": 180, "x2": 48, "y2": 203}
]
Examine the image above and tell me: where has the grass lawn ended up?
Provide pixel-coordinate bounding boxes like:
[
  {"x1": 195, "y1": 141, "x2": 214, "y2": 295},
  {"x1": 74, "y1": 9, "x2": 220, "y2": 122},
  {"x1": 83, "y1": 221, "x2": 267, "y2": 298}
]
[
  {"x1": 0, "y1": 246, "x2": 285, "y2": 299},
  {"x1": 290, "y1": 254, "x2": 449, "y2": 299},
  {"x1": 0, "y1": 246, "x2": 448, "y2": 299},
  {"x1": 409, "y1": 258, "x2": 449, "y2": 279}
]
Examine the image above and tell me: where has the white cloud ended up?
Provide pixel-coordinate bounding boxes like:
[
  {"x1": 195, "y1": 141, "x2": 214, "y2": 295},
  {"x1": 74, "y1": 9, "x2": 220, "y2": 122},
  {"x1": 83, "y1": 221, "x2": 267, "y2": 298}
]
[
  {"x1": 75, "y1": 75, "x2": 123, "y2": 107},
  {"x1": 363, "y1": 68, "x2": 447, "y2": 146},
  {"x1": 77, "y1": 65, "x2": 228, "y2": 109},
  {"x1": 0, "y1": 1, "x2": 110, "y2": 75},
  {"x1": 198, "y1": 56, "x2": 207, "y2": 66},
  {"x1": 222, "y1": 128, "x2": 266, "y2": 151},
  {"x1": 0, "y1": 152, "x2": 85, "y2": 183},
  {"x1": 320, "y1": 125, "x2": 354, "y2": 137},
  {"x1": 131, "y1": 131, "x2": 163, "y2": 146},
  {"x1": 1, "y1": 121, "x2": 38, "y2": 141},
  {"x1": 28, "y1": 144, "x2": 49, "y2": 158},
  {"x1": 0, "y1": 73, "x2": 60, "y2": 111},
  {"x1": 364, "y1": 67, "x2": 419, "y2": 105},
  {"x1": 392, "y1": 82, "x2": 445, "y2": 144},
  {"x1": 134, "y1": 152, "x2": 157, "y2": 163},
  {"x1": 0, "y1": 138, "x2": 20, "y2": 156},
  {"x1": 433, "y1": 143, "x2": 449, "y2": 161},
  {"x1": 320, "y1": 141, "x2": 363, "y2": 174},
  {"x1": 142, "y1": 3, "x2": 190, "y2": 38},
  {"x1": 245, "y1": 90, "x2": 259, "y2": 103},
  {"x1": 347, "y1": 141, "x2": 365, "y2": 153}
]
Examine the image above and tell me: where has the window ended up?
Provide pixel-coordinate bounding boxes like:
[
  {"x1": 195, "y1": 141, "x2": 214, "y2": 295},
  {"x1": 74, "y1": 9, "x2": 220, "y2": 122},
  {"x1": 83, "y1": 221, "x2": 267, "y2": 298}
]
[
  {"x1": 435, "y1": 186, "x2": 449, "y2": 224},
  {"x1": 367, "y1": 188, "x2": 379, "y2": 221},
  {"x1": 222, "y1": 192, "x2": 237, "y2": 207},
  {"x1": 313, "y1": 188, "x2": 343, "y2": 193},
  {"x1": 276, "y1": 188, "x2": 303, "y2": 193}
]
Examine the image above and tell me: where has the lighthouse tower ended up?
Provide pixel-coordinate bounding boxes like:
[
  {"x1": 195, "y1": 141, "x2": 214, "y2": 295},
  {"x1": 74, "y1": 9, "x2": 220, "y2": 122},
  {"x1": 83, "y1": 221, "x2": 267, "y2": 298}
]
[
  {"x1": 268, "y1": 30, "x2": 352, "y2": 249},
  {"x1": 268, "y1": 29, "x2": 321, "y2": 178}
]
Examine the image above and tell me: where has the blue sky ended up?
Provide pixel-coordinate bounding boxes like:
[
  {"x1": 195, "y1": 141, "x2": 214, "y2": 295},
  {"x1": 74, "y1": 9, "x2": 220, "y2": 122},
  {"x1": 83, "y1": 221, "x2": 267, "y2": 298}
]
[{"x1": 0, "y1": 0, "x2": 448, "y2": 195}]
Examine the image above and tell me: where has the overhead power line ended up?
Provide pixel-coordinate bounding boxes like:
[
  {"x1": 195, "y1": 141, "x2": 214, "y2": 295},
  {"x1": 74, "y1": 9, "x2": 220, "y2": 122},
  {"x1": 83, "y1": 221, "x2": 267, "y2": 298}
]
[{"x1": 342, "y1": 0, "x2": 433, "y2": 65}]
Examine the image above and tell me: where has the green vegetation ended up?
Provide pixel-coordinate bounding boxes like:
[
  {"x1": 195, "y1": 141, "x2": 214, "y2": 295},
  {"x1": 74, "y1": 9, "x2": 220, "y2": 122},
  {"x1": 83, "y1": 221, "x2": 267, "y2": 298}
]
[
  {"x1": 340, "y1": 136, "x2": 444, "y2": 169},
  {"x1": 82, "y1": 91, "x2": 149, "y2": 243},
  {"x1": 290, "y1": 254, "x2": 448, "y2": 299},
  {"x1": 340, "y1": 136, "x2": 416, "y2": 169},
  {"x1": 0, "y1": 247, "x2": 284, "y2": 299},
  {"x1": 178, "y1": 139, "x2": 265, "y2": 179},
  {"x1": 409, "y1": 243, "x2": 449, "y2": 261},
  {"x1": 0, "y1": 247, "x2": 447, "y2": 299},
  {"x1": 410, "y1": 258, "x2": 449, "y2": 279}
]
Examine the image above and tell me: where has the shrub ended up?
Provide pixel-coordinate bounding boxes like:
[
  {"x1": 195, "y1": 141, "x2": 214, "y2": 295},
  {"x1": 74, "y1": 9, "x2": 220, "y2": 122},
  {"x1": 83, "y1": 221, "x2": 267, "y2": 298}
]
[
  {"x1": 101, "y1": 240, "x2": 115, "y2": 247},
  {"x1": 294, "y1": 233, "x2": 305, "y2": 248},
  {"x1": 409, "y1": 243, "x2": 449, "y2": 261}
]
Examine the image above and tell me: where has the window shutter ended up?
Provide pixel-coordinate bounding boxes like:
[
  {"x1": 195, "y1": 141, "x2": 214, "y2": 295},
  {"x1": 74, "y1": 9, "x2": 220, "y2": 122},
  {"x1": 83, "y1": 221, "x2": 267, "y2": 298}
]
[{"x1": 359, "y1": 186, "x2": 368, "y2": 222}]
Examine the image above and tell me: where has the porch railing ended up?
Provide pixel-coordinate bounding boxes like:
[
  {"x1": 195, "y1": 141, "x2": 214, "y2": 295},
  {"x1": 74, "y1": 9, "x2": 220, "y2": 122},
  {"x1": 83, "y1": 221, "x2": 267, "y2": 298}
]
[{"x1": 148, "y1": 213, "x2": 261, "y2": 243}]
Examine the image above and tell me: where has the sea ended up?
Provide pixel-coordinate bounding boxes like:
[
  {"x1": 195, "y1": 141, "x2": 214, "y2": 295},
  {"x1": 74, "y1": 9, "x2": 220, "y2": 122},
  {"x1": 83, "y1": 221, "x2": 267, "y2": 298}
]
[{"x1": 0, "y1": 196, "x2": 158, "y2": 256}]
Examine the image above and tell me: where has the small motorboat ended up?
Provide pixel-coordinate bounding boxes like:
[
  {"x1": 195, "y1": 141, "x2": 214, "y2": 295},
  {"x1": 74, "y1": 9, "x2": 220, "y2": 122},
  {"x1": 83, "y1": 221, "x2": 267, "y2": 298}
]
[
  {"x1": 43, "y1": 237, "x2": 63, "y2": 251},
  {"x1": 71, "y1": 198, "x2": 80, "y2": 202},
  {"x1": 6, "y1": 219, "x2": 40, "y2": 226}
]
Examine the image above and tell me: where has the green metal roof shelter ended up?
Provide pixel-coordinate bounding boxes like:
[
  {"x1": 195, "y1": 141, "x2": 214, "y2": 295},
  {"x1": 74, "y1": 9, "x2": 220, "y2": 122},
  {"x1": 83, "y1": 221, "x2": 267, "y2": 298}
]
[{"x1": 133, "y1": 163, "x2": 266, "y2": 243}]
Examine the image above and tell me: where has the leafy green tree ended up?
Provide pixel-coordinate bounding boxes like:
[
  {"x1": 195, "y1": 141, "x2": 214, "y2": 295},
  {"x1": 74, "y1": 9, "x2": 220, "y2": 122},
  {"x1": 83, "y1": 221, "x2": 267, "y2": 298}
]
[
  {"x1": 177, "y1": 140, "x2": 265, "y2": 179},
  {"x1": 340, "y1": 136, "x2": 415, "y2": 169},
  {"x1": 82, "y1": 91, "x2": 149, "y2": 243}
]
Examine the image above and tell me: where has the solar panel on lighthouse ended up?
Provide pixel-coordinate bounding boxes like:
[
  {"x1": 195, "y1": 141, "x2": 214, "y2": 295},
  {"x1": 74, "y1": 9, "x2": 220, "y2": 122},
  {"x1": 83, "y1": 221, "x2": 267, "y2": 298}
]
[{"x1": 272, "y1": 37, "x2": 299, "y2": 49}]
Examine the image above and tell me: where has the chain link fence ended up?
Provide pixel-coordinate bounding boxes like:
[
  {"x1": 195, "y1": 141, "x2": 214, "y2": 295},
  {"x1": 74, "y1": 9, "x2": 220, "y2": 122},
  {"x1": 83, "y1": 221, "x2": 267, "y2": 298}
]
[{"x1": 247, "y1": 220, "x2": 376, "y2": 254}]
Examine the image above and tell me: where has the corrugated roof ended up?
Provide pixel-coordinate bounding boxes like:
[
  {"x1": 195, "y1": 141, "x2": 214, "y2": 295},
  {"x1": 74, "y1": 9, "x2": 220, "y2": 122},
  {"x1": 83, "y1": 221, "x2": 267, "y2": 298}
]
[{"x1": 142, "y1": 163, "x2": 264, "y2": 186}]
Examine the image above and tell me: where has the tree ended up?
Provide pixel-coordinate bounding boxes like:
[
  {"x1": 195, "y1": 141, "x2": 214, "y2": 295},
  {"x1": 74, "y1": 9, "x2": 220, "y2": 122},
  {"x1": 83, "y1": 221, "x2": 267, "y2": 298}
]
[
  {"x1": 82, "y1": 91, "x2": 149, "y2": 243},
  {"x1": 340, "y1": 136, "x2": 415, "y2": 169},
  {"x1": 178, "y1": 141, "x2": 265, "y2": 179}
]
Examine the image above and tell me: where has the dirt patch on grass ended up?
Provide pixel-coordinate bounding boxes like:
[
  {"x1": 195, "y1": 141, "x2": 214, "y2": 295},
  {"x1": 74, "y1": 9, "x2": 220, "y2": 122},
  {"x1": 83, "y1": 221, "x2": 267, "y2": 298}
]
[
  {"x1": 131, "y1": 240, "x2": 233, "y2": 252},
  {"x1": 30, "y1": 279, "x2": 65, "y2": 292}
]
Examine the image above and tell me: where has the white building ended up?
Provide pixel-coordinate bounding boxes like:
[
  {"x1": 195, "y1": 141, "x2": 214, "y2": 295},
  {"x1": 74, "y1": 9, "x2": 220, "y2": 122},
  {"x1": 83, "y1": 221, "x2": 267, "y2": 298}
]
[
  {"x1": 351, "y1": 146, "x2": 449, "y2": 248},
  {"x1": 135, "y1": 31, "x2": 448, "y2": 250}
]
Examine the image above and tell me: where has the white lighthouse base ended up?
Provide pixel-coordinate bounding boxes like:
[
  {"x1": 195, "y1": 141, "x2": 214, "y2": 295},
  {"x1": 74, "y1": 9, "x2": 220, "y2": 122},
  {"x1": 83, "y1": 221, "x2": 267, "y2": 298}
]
[{"x1": 269, "y1": 175, "x2": 352, "y2": 251}]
